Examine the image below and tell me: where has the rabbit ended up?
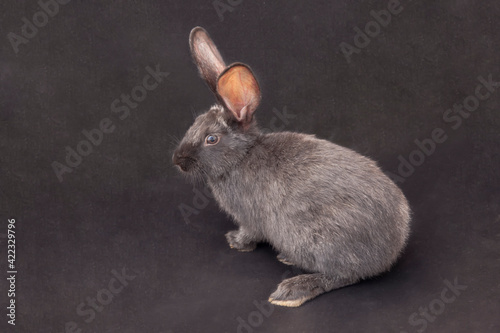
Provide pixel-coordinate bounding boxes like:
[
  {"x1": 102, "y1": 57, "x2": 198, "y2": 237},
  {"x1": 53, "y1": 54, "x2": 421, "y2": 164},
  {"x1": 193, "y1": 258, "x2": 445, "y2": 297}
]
[{"x1": 172, "y1": 27, "x2": 411, "y2": 307}]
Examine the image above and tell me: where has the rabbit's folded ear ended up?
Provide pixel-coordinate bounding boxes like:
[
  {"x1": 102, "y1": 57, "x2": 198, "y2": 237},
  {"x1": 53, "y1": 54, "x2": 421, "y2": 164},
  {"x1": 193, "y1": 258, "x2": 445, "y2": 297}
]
[
  {"x1": 189, "y1": 27, "x2": 226, "y2": 94},
  {"x1": 217, "y1": 63, "x2": 261, "y2": 126}
]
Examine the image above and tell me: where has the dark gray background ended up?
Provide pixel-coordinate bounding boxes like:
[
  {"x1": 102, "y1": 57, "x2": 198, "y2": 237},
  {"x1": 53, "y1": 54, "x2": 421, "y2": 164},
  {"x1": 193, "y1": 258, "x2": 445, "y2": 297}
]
[{"x1": 1, "y1": 0, "x2": 499, "y2": 332}]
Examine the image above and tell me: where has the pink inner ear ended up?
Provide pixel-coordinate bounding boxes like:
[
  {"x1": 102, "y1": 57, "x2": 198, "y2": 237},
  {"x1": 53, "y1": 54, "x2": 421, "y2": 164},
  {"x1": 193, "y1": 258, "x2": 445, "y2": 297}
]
[
  {"x1": 217, "y1": 65, "x2": 260, "y2": 123},
  {"x1": 223, "y1": 73, "x2": 252, "y2": 120}
]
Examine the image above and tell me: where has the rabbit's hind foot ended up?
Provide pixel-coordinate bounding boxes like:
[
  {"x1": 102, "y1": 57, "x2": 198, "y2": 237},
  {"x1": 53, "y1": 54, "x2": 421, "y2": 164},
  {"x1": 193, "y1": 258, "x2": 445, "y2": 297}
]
[{"x1": 269, "y1": 273, "x2": 358, "y2": 307}]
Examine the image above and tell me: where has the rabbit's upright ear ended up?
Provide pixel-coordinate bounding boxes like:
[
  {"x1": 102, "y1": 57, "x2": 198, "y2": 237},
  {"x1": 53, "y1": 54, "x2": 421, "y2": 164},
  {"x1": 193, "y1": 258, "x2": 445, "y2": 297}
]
[
  {"x1": 217, "y1": 64, "x2": 261, "y2": 126},
  {"x1": 189, "y1": 27, "x2": 226, "y2": 94}
]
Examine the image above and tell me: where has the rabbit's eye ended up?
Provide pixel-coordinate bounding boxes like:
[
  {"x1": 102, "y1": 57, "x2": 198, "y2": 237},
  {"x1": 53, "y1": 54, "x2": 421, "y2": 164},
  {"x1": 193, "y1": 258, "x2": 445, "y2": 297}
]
[{"x1": 205, "y1": 134, "x2": 219, "y2": 145}]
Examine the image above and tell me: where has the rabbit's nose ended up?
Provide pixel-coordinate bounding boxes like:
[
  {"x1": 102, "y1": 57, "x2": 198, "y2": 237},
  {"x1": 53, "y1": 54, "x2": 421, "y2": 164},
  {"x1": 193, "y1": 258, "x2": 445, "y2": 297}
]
[
  {"x1": 172, "y1": 150, "x2": 183, "y2": 166},
  {"x1": 173, "y1": 151, "x2": 194, "y2": 172}
]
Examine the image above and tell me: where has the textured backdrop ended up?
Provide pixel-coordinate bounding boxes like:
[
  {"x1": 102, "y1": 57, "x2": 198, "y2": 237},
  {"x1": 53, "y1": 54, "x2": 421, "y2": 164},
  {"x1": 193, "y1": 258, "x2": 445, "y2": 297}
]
[{"x1": 1, "y1": 1, "x2": 499, "y2": 332}]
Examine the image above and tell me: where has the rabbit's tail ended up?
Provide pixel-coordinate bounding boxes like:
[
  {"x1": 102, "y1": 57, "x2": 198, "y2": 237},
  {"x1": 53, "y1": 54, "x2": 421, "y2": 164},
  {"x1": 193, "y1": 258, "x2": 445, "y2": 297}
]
[{"x1": 269, "y1": 273, "x2": 358, "y2": 307}]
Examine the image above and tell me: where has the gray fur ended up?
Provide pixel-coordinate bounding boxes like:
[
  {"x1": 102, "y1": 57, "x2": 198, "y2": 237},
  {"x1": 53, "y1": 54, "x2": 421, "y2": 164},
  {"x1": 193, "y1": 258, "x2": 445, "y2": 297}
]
[{"x1": 173, "y1": 27, "x2": 411, "y2": 307}]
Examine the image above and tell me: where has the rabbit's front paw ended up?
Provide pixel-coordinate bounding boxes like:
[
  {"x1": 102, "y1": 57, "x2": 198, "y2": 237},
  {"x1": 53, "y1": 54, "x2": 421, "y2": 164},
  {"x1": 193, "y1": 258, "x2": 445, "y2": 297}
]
[
  {"x1": 225, "y1": 230, "x2": 256, "y2": 252},
  {"x1": 277, "y1": 253, "x2": 294, "y2": 266}
]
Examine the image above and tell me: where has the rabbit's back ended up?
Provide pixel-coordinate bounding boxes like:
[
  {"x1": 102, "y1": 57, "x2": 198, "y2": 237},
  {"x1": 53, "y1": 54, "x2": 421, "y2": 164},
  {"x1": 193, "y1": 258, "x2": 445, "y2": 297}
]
[{"x1": 209, "y1": 131, "x2": 410, "y2": 278}]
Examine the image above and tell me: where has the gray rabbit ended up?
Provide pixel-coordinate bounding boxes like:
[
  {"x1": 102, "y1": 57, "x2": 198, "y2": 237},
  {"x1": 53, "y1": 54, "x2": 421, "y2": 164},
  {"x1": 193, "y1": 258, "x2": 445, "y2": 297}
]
[{"x1": 173, "y1": 27, "x2": 411, "y2": 307}]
